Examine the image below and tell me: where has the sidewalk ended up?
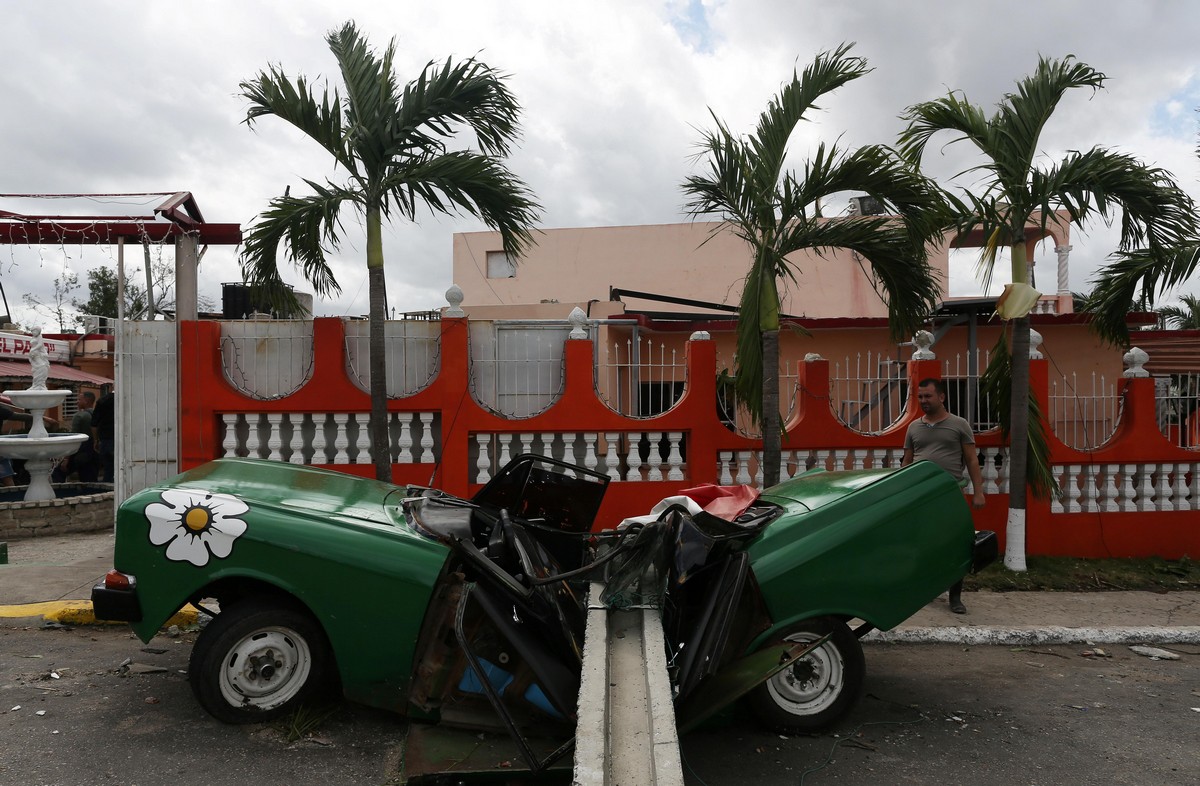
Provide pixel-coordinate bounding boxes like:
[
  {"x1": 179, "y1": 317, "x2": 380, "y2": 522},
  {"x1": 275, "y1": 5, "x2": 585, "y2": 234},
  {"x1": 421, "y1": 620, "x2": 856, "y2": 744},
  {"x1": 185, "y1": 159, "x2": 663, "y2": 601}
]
[{"x1": 2, "y1": 531, "x2": 1199, "y2": 644}]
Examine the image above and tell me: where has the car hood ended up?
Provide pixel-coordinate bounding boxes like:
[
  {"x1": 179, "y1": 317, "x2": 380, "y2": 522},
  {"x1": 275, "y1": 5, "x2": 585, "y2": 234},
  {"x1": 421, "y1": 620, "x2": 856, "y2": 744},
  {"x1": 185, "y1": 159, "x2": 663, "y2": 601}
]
[
  {"x1": 758, "y1": 467, "x2": 894, "y2": 514},
  {"x1": 156, "y1": 458, "x2": 407, "y2": 528}
]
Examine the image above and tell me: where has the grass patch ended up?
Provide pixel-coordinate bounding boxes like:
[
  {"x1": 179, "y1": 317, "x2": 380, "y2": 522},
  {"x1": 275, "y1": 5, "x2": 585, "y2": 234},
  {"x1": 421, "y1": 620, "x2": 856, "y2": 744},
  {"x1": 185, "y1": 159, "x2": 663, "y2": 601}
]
[
  {"x1": 273, "y1": 703, "x2": 340, "y2": 744},
  {"x1": 964, "y1": 556, "x2": 1199, "y2": 592}
]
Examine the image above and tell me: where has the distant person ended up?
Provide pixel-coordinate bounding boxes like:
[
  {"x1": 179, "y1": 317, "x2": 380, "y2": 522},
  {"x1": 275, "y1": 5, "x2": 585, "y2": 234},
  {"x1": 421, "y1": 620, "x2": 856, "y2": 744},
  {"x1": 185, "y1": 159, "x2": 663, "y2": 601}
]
[
  {"x1": 0, "y1": 403, "x2": 14, "y2": 487},
  {"x1": 54, "y1": 391, "x2": 98, "y2": 483},
  {"x1": 901, "y1": 378, "x2": 985, "y2": 614},
  {"x1": 91, "y1": 386, "x2": 116, "y2": 484}
]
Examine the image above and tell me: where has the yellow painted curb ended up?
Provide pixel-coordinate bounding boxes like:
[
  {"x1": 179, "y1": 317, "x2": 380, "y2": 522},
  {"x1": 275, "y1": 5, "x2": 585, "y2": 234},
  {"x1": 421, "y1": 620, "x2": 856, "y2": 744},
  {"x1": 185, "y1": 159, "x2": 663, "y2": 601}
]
[{"x1": 0, "y1": 600, "x2": 200, "y2": 628}]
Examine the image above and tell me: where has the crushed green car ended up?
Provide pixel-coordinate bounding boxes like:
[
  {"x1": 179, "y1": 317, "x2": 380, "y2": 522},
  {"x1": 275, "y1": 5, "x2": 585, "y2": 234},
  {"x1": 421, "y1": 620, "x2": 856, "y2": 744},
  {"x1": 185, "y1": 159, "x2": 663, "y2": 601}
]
[{"x1": 94, "y1": 453, "x2": 994, "y2": 745}]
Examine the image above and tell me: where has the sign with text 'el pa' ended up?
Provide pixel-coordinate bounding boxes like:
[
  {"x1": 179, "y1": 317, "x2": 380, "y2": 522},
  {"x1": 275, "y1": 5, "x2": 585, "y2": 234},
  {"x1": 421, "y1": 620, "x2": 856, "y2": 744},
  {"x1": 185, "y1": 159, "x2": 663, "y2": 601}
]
[{"x1": 0, "y1": 331, "x2": 71, "y2": 362}]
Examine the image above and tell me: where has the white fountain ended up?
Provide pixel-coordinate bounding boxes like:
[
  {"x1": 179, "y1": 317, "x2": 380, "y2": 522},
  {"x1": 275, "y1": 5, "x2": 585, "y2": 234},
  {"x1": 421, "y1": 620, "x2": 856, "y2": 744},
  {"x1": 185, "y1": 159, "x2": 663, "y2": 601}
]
[{"x1": 0, "y1": 328, "x2": 88, "y2": 501}]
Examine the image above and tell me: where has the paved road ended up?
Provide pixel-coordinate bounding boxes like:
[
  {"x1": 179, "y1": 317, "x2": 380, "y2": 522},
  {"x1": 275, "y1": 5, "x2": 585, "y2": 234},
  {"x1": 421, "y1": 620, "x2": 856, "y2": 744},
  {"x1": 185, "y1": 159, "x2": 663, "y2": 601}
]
[{"x1": 3, "y1": 623, "x2": 1197, "y2": 785}]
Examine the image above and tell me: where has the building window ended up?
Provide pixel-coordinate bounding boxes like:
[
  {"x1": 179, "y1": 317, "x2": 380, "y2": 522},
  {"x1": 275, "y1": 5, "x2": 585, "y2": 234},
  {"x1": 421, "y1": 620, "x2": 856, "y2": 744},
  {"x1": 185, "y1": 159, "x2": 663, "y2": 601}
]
[{"x1": 486, "y1": 251, "x2": 515, "y2": 279}]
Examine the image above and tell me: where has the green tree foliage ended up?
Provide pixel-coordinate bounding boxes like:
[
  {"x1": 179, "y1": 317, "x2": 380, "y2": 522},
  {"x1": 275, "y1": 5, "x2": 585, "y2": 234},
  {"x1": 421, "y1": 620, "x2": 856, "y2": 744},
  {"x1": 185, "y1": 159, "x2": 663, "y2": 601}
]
[
  {"x1": 681, "y1": 44, "x2": 947, "y2": 487},
  {"x1": 239, "y1": 20, "x2": 541, "y2": 481},
  {"x1": 899, "y1": 55, "x2": 1196, "y2": 570}
]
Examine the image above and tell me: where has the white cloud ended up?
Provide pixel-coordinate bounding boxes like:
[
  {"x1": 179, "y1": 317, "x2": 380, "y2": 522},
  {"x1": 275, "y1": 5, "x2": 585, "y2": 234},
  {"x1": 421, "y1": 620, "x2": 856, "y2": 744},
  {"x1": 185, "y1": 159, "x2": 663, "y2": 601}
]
[{"x1": 4, "y1": 0, "x2": 1200, "y2": 329}]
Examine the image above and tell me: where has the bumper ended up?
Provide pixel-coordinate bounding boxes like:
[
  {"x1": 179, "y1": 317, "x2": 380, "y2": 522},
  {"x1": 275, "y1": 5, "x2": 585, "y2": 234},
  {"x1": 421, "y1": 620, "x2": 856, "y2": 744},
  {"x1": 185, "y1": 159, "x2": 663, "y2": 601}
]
[
  {"x1": 91, "y1": 584, "x2": 142, "y2": 622},
  {"x1": 972, "y1": 530, "x2": 998, "y2": 574}
]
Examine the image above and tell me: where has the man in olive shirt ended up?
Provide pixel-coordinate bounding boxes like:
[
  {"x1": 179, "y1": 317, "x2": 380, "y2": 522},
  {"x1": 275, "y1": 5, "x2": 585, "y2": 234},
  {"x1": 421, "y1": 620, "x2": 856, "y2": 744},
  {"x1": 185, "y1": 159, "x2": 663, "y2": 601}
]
[{"x1": 901, "y1": 378, "x2": 985, "y2": 613}]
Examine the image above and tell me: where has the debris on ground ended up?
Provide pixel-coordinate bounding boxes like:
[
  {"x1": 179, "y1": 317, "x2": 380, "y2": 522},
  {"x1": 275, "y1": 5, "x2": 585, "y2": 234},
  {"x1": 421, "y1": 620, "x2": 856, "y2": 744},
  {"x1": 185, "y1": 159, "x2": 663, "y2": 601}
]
[
  {"x1": 1128, "y1": 646, "x2": 1181, "y2": 660},
  {"x1": 1081, "y1": 648, "x2": 1111, "y2": 658}
]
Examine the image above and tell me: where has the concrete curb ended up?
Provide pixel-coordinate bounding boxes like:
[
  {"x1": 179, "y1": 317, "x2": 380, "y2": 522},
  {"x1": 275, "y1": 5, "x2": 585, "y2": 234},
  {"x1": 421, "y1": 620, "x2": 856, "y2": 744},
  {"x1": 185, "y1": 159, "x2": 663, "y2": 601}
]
[
  {"x1": 869, "y1": 625, "x2": 1200, "y2": 646},
  {"x1": 0, "y1": 600, "x2": 200, "y2": 628}
]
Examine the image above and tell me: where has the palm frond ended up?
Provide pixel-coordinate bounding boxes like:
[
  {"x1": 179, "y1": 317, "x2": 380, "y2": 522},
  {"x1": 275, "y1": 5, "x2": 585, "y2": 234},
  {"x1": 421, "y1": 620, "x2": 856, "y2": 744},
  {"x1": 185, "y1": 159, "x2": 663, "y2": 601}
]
[
  {"x1": 381, "y1": 151, "x2": 540, "y2": 257},
  {"x1": 240, "y1": 183, "x2": 357, "y2": 300},
  {"x1": 239, "y1": 67, "x2": 352, "y2": 172},
  {"x1": 991, "y1": 56, "x2": 1104, "y2": 181},
  {"x1": 749, "y1": 43, "x2": 870, "y2": 190},
  {"x1": 392, "y1": 57, "x2": 524, "y2": 160},
  {"x1": 325, "y1": 21, "x2": 400, "y2": 178},
  {"x1": 897, "y1": 90, "x2": 990, "y2": 165},
  {"x1": 1087, "y1": 244, "x2": 1200, "y2": 344}
]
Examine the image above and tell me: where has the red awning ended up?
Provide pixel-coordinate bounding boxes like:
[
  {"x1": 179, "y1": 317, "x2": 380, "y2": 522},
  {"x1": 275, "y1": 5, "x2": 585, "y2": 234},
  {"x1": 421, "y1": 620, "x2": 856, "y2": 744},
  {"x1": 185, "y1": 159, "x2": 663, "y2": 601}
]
[{"x1": 0, "y1": 361, "x2": 113, "y2": 385}]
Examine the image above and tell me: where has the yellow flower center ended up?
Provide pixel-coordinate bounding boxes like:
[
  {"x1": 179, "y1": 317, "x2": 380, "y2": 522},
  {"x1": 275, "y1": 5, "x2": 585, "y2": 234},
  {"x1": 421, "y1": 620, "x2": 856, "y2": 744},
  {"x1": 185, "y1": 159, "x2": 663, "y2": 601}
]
[{"x1": 184, "y1": 506, "x2": 212, "y2": 532}]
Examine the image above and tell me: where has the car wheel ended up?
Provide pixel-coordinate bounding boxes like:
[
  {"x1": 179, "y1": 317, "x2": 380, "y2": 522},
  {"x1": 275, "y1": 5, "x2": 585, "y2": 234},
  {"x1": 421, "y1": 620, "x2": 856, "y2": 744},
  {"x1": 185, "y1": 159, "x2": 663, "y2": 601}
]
[
  {"x1": 188, "y1": 598, "x2": 333, "y2": 724},
  {"x1": 746, "y1": 618, "x2": 865, "y2": 733}
]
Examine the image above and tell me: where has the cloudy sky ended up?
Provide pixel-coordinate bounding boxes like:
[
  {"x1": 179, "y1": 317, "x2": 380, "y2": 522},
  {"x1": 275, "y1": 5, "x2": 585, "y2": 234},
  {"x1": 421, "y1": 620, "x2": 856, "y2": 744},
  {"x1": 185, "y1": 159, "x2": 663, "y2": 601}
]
[{"x1": 3, "y1": 0, "x2": 1199, "y2": 329}]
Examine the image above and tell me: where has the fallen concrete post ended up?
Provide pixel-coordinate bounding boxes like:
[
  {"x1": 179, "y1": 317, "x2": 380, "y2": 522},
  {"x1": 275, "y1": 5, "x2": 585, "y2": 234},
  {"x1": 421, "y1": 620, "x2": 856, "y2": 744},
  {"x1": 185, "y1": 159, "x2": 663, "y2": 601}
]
[{"x1": 574, "y1": 583, "x2": 683, "y2": 786}]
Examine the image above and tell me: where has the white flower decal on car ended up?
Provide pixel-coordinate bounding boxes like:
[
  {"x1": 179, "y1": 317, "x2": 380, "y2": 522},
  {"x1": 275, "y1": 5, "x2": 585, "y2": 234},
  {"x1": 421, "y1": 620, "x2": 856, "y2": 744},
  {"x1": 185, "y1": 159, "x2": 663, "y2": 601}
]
[{"x1": 145, "y1": 488, "x2": 249, "y2": 567}]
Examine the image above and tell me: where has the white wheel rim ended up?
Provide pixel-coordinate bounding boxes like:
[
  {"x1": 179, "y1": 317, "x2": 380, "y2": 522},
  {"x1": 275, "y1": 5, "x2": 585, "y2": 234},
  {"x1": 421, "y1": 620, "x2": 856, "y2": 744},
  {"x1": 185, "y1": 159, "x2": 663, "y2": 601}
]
[
  {"x1": 765, "y1": 631, "x2": 845, "y2": 717},
  {"x1": 217, "y1": 626, "x2": 313, "y2": 712}
]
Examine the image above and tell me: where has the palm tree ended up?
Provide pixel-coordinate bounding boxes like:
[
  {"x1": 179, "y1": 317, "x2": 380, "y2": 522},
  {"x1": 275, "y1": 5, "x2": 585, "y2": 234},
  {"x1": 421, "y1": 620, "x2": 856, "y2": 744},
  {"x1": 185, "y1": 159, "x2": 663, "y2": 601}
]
[
  {"x1": 899, "y1": 55, "x2": 1196, "y2": 570},
  {"x1": 682, "y1": 44, "x2": 947, "y2": 488},
  {"x1": 239, "y1": 21, "x2": 541, "y2": 481},
  {"x1": 1158, "y1": 293, "x2": 1200, "y2": 330}
]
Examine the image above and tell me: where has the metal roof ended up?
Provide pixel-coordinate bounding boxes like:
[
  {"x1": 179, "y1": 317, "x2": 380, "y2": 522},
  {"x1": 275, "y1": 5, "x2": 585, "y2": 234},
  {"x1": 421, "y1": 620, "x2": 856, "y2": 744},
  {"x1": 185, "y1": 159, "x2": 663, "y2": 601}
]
[{"x1": 0, "y1": 361, "x2": 112, "y2": 385}]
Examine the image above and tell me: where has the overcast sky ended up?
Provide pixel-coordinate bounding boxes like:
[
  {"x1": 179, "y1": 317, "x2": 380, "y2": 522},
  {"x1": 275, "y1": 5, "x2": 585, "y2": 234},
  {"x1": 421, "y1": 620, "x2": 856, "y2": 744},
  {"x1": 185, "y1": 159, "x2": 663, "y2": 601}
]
[{"x1": 3, "y1": 0, "x2": 1199, "y2": 329}]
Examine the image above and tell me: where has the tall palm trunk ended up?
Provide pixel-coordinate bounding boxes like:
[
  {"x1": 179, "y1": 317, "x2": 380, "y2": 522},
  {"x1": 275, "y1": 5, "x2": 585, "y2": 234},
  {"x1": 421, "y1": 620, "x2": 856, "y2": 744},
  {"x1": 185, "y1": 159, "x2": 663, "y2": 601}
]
[
  {"x1": 1004, "y1": 235, "x2": 1030, "y2": 570},
  {"x1": 366, "y1": 206, "x2": 391, "y2": 482},
  {"x1": 761, "y1": 328, "x2": 781, "y2": 488},
  {"x1": 1005, "y1": 315, "x2": 1031, "y2": 570}
]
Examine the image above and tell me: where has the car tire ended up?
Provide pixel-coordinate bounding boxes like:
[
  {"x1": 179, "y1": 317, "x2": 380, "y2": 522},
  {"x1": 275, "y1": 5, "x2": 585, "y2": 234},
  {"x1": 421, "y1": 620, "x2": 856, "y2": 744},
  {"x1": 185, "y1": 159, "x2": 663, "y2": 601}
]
[
  {"x1": 188, "y1": 598, "x2": 333, "y2": 724},
  {"x1": 746, "y1": 617, "x2": 865, "y2": 733}
]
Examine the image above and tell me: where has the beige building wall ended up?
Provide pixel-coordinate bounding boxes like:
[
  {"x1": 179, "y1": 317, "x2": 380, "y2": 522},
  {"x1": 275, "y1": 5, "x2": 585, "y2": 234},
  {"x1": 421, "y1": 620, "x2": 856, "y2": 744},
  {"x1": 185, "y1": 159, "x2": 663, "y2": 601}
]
[{"x1": 454, "y1": 221, "x2": 954, "y2": 319}]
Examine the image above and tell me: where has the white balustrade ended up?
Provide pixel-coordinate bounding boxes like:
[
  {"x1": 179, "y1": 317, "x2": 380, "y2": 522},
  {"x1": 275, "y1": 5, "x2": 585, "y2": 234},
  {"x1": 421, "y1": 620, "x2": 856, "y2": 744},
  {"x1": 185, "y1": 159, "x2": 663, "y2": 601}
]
[
  {"x1": 354, "y1": 414, "x2": 372, "y2": 465},
  {"x1": 266, "y1": 414, "x2": 284, "y2": 461}
]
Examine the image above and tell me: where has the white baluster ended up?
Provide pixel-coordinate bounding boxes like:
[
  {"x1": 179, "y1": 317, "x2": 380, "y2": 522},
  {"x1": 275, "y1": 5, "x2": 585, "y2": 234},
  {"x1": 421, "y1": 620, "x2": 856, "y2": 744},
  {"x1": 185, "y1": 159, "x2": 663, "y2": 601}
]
[
  {"x1": 718, "y1": 451, "x2": 733, "y2": 485},
  {"x1": 562, "y1": 433, "x2": 579, "y2": 472},
  {"x1": 475, "y1": 434, "x2": 492, "y2": 483},
  {"x1": 397, "y1": 413, "x2": 414, "y2": 463},
  {"x1": 1138, "y1": 464, "x2": 1156, "y2": 513},
  {"x1": 583, "y1": 433, "x2": 599, "y2": 475},
  {"x1": 626, "y1": 432, "x2": 644, "y2": 481},
  {"x1": 603, "y1": 432, "x2": 622, "y2": 481},
  {"x1": 1079, "y1": 464, "x2": 1097, "y2": 512},
  {"x1": 221, "y1": 414, "x2": 239, "y2": 457},
  {"x1": 355, "y1": 413, "x2": 372, "y2": 465},
  {"x1": 667, "y1": 432, "x2": 684, "y2": 481},
  {"x1": 330, "y1": 414, "x2": 350, "y2": 463},
  {"x1": 497, "y1": 433, "x2": 513, "y2": 470},
  {"x1": 833, "y1": 449, "x2": 847, "y2": 472},
  {"x1": 245, "y1": 414, "x2": 263, "y2": 458},
  {"x1": 780, "y1": 451, "x2": 794, "y2": 481},
  {"x1": 520, "y1": 432, "x2": 535, "y2": 458},
  {"x1": 311, "y1": 414, "x2": 329, "y2": 463},
  {"x1": 851, "y1": 449, "x2": 866, "y2": 470},
  {"x1": 288, "y1": 414, "x2": 306, "y2": 464},
  {"x1": 419, "y1": 412, "x2": 435, "y2": 463},
  {"x1": 1190, "y1": 462, "x2": 1200, "y2": 510},
  {"x1": 1066, "y1": 464, "x2": 1082, "y2": 513},
  {"x1": 1121, "y1": 464, "x2": 1139, "y2": 512},
  {"x1": 1101, "y1": 464, "x2": 1121, "y2": 512},
  {"x1": 1050, "y1": 466, "x2": 1064, "y2": 513},
  {"x1": 814, "y1": 450, "x2": 829, "y2": 471},
  {"x1": 265, "y1": 413, "x2": 283, "y2": 461},
  {"x1": 1155, "y1": 464, "x2": 1174, "y2": 512},
  {"x1": 1173, "y1": 463, "x2": 1191, "y2": 511},
  {"x1": 735, "y1": 451, "x2": 752, "y2": 485},
  {"x1": 647, "y1": 432, "x2": 663, "y2": 481},
  {"x1": 981, "y1": 448, "x2": 999, "y2": 494}
]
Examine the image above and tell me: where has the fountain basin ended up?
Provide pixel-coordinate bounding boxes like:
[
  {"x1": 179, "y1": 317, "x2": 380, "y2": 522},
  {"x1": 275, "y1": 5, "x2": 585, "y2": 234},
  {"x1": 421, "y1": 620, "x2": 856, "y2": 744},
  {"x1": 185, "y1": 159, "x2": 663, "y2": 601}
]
[
  {"x1": 3, "y1": 388, "x2": 71, "y2": 411},
  {"x1": 0, "y1": 433, "x2": 89, "y2": 460}
]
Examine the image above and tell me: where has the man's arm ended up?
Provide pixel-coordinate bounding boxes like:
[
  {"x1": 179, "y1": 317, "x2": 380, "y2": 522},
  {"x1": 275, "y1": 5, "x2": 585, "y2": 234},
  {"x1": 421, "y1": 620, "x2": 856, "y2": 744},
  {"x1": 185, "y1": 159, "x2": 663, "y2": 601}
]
[
  {"x1": 963, "y1": 441, "x2": 985, "y2": 508},
  {"x1": 900, "y1": 447, "x2": 914, "y2": 467}
]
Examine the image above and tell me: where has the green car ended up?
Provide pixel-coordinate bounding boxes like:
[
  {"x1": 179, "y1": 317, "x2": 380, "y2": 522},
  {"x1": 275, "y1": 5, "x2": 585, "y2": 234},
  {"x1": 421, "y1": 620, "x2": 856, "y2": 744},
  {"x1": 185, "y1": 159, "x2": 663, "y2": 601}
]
[{"x1": 93, "y1": 453, "x2": 994, "y2": 741}]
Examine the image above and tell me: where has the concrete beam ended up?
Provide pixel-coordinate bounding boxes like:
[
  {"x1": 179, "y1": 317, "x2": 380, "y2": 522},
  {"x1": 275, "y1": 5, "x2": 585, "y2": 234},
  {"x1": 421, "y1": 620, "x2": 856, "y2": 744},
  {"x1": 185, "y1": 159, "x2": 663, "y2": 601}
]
[{"x1": 574, "y1": 584, "x2": 683, "y2": 786}]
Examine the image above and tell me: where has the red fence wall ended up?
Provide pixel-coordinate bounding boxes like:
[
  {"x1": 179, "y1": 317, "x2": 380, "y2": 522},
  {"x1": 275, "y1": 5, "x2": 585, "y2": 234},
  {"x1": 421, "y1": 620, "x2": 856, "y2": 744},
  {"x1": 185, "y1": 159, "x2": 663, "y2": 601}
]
[{"x1": 178, "y1": 318, "x2": 1200, "y2": 560}]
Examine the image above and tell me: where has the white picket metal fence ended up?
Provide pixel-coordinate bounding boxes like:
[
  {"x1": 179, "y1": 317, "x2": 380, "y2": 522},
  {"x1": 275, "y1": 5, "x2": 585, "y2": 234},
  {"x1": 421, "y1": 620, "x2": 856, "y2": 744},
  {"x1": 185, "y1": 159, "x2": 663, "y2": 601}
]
[
  {"x1": 1049, "y1": 373, "x2": 1122, "y2": 450},
  {"x1": 596, "y1": 334, "x2": 687, "y2": 418}
]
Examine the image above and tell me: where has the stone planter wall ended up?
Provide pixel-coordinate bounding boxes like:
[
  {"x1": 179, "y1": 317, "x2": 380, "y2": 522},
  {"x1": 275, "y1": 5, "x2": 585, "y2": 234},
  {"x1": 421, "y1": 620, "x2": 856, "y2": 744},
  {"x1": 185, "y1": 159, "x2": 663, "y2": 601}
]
[{"x1": 0, "y1": 485, "x2": 115, "y2": 539}]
